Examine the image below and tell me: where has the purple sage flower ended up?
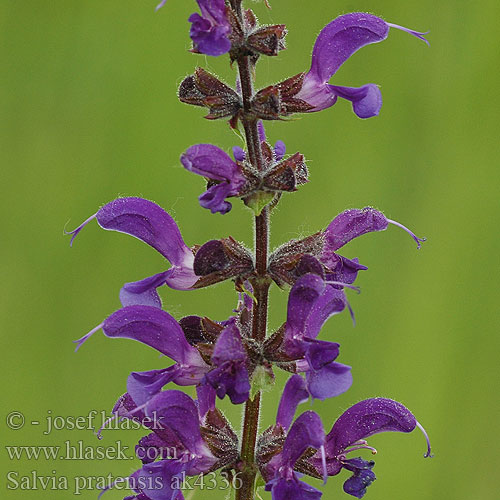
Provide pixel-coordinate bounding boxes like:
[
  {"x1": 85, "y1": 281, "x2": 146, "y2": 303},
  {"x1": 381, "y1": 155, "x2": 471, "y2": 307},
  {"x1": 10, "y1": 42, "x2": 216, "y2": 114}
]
[
  {"x1": 308, "y1": 398, "x2": 433, "y2": 498},
  {"x1": 322, "y1": 207, "x2": 426, "y2": 284},
  {"x1": 204, "y1": 318, "x2": 251, "y2": 404},
  {"x1": 67, "y1": 197, "x2": 198, "y2": 306},
  {"x1": 180, "y1": 144, "x2": 247, "y2": 214},
  {"x1": 74, "y1": 305, "x2": 210, "y2": 406},
  {"x1": 157, "y1": 0, "x2": 231, "y2": 57},
  {"x1": 265, "y1": 410, "x2": 326, "y2": 500},
  {"x1": 295, "y1": 13, "x2": 429, "y2": 118},
  {"x1": 283, "y1": 273, "x2": 353, "y2": 400},
  {"x1": 124, "y1": 390, "x2": 217, "y2": 500}
]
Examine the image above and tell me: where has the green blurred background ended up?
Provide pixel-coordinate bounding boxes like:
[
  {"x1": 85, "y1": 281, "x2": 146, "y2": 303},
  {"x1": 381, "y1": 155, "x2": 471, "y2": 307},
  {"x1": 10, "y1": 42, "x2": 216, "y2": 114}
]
[{"x1": 1, "y1": 0, "x2": 499, "y2": 498}]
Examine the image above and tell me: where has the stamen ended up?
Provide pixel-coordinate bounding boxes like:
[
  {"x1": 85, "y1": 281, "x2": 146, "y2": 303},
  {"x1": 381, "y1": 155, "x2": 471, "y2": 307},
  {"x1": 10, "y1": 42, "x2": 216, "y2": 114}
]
[
  {"x1": 94, "y1": 413, "x2": 130, "y2": 440},
  {"x1": 325, "y1": 281, "x2": 361, "y2": 294},
  {"x1": 386, "y1": 218, "x2": 426, "y2": 249},
  {"x1": 64, "y1": 213, "x2": 97, "y2": 247},
  {"x1": 344, "y1": 443, "x2": 378, "y2": 455},
  {"x1": 346, "y1": 298, "x2": 356, "y2": 327},
  {"x1": 416, "y1": 421, "x2": 434, "y2": 458},
  {"x1": 97, "y1": 477, "x2": 124, "y2": 499},
  {"x1": 73, "y1": 323, "x2": 103, "y2": 352},
  {"x1": 387, "y1": 23, "x2": 430, "y2": 46},
  {"x1": 320, "y1": 444, "x2": 328, "y2": 485}
]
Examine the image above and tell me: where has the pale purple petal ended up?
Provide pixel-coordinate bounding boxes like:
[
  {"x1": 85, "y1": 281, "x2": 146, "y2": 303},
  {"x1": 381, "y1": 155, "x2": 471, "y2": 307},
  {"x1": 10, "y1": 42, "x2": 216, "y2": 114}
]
[
  {"x1": 119, "y1": 271, "x2": 170, "y2": 308},
  {"x1": 276, "y1": 375, "x2": 309, "y2": 431},
  {"x1": 306, "y1": 362, "x2": 352, "y2": 401},
  {"x1": 387, "y1": 22, "x2": 430, "y2": 45},
  {"x1": 274, "y1": 140, "x2": 286, "y2": 161},
  {"x1": 329, "y1": 84, "x2": 382, "y2": 119},
  {"x1": 232, "y1": 146, "x2": 246, "y2": 162},
  {"x1": 155, "y1": 0, "x2": 167, "y2": 11}
]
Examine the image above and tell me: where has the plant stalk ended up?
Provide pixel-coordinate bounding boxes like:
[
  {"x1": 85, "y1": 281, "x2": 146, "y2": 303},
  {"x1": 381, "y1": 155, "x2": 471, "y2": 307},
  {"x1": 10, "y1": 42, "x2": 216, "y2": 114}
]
[{"x1": 235, "y1": 4, "x2": 271, "y2": 498}]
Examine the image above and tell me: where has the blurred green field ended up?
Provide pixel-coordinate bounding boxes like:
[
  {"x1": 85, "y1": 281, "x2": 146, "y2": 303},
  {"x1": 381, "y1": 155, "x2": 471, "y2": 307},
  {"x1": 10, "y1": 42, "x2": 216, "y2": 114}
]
[{"x1": 1, "y1": 0, "x2": 499, "y2": 499}]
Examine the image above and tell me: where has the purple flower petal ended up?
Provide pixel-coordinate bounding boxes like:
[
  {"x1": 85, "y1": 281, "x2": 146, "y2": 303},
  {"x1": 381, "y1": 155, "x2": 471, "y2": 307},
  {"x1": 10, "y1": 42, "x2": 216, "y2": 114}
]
[
  {"x1": 266, "y1": 477, "x2": 323, "y2": 500},
  {"x1": 305, "y1": 361, "x2": 352, "y2": 401},
  {"x1": 329, "y1": 84, "x2": 382, "y2": 119},
  {"x1": 155, "y1": 0, "x2": 167, "y2": 11},
  {"x1": 304, "y1": 286, "x2": 347, "y2": 339},
  {"x1": 274, "y1": 140, "x2": 286, "y2": 161},
  {"x1": 181, "y1": 144, "x2": 246, "y2": 215},
  {"x1": 285, "y1": 273, "x2": 326, "y2": 344},
  {"x1": 282, "y1": 411, "x2": 325, "y2": 467},
  {"x1": 68, "y1": 198, "x2": 197, "y2": 291},
  {"x1": 276, "y1": 375, "x2": 309, "y2": 431},
  {"x1": 181, "y1": 144, "x2": 244, "y2": 182},
  {"x1": 325, "y1": 398, "x2": 417, "y2": 460},
  {"x1": 196, "y1": 384, "x2": 216, "y2": 420},
  {"x1": 205, "y1": 320, "x2": 250, "y2": 404},
  {"x1": 304, "y1": 339, "x2": 340, "y2": 370},
  {"x1": 133, "y1": 460, "x2": 186, "y2": 500},
  {"x1": 119, "y1": 271, "x2": 170, "y2": 308},
  {"x1": 342, "y1": 458, "x2": 376, "y2": 499},
  {"x1": 232, "y1": 146, "x2": 246, "y2": 162},
  {"x1": 199, "y1": 183, "x2": 234, "y2": 214},
  {"x1": 102, "y1": 306, "x2": 200, "y2": 364},
  {"x1": 324, "y1": 256, "x2": 367, "y2": 285},
  {"x1": 325, "y1": 207, "x2": 388, "y2": 251},
  {"x1": 127, "y1": 368, "x2": 179, "y2": 407},
  {"x1": 96, "y1": 198, "x2": 192, "y2": 264},
  {"x1": 309, "y1": 14, "x2": 389, "y2": 84},
  {"x1": 294, "y1": 13, "x2": 428, "y2": 118},
  {"x1": 189, "y1": 0, "x2": 231, "y2": 57},
  {"x1": 145, "y1": 391, "x2": 203, "y2": 453}
]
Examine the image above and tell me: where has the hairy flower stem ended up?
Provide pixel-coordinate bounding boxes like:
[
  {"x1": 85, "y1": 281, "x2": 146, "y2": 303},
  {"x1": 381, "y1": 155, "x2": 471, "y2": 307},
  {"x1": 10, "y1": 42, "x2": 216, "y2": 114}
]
[{"x1": 234, "y1": 3, "x2": 270, "y2": 498}]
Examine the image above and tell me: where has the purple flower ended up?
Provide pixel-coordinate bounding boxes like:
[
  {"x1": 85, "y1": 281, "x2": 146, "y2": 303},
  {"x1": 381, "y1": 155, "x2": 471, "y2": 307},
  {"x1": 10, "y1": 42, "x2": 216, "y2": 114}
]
[
  {"x1": 180, "y1": 144, "x2": 247, "y2": 214},
  {"x1": 67, "y1": 197, "x2": 198, "y2": 307},
  {"x1": 282, "y1": 273, "x2": 353, "y2": 400},
  {"x1": 126, "y1": 390, "x2": 217, "y2": 500},
  {"x1": 295, "y1": 13, "x2": 429, "y2": 118},
  {"x1": 73, "y1": 305, "x2": 210, "y2": 406},
  {"x1": 180, "y1": 133, "x2": 295, "y2": 215},
  {"x1": 265, "y1": 409, "x2": 326, "y2": 500},
  {"x1": 204, "y1": 318, "x2": 251, "y2": 404},
  {"x1": 309, "y1": 398, "x2": 432, "y2": 498},
  {"x1": 157, "y1": 0, "x2": 231, "y2": 57},
  {"x1": 322, "y1": 207, "x2": 426, "y2": 284}
]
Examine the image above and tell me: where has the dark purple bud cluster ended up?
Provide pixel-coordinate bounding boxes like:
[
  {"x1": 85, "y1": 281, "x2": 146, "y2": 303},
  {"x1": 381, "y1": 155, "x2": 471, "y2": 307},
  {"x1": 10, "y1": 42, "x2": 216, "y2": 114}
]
[{"x1": 68, "y1": 2, "x2": 431, "y2": 500}]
